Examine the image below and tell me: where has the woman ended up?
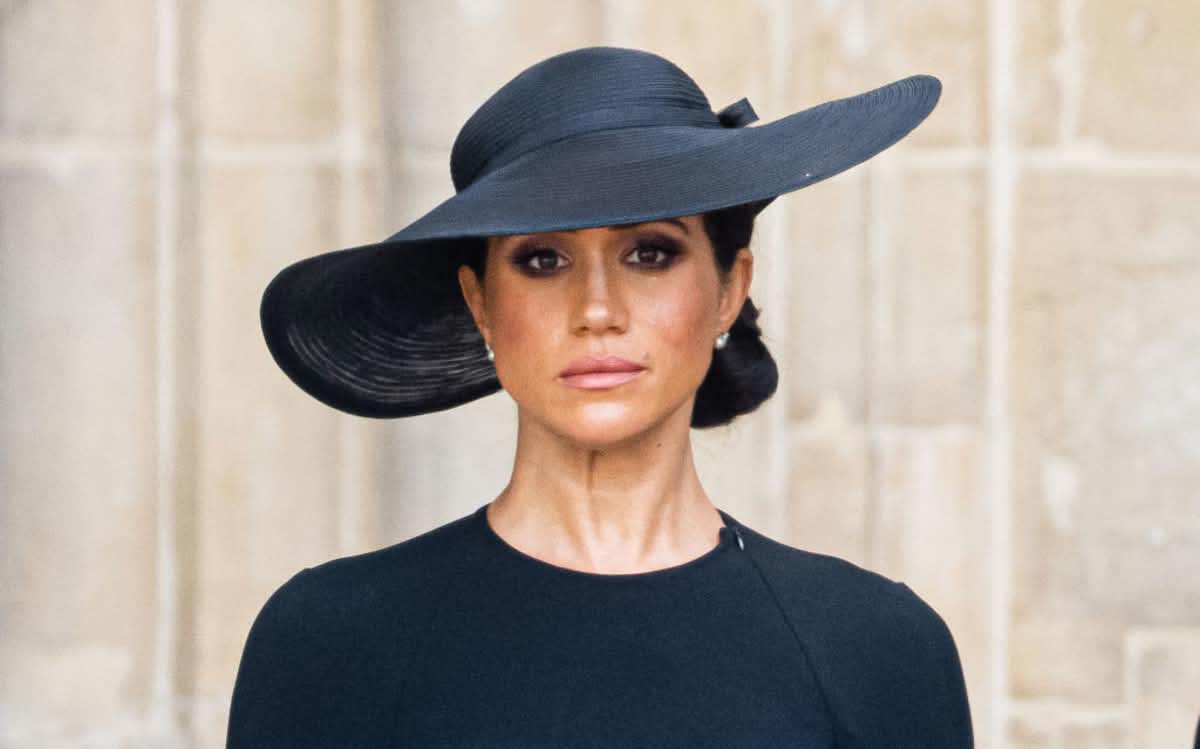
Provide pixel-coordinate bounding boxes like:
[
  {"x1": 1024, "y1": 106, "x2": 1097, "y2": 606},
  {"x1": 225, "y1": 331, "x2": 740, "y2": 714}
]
[{"x1": 228, "y1": 46, "x2": 973, "y2": 747}]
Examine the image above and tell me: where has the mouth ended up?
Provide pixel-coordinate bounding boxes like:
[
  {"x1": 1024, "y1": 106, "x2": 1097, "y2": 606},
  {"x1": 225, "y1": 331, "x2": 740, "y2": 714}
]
[
  {"x1": 559, "y1": 369, "x2": 645, "y2": 390},
  {"x1": 558, "y1": 355, "x2": 646, "y2": 390}
]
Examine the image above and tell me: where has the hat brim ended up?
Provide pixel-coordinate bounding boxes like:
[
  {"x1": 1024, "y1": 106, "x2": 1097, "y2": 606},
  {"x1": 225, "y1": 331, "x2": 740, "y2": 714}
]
[{"x1": 261, "y1": 74, "x2": 941, "y2": 418}]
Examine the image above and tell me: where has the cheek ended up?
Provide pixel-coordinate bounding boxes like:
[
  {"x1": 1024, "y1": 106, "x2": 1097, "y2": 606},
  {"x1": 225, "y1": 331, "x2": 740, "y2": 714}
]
[
  {"x1": 485, "y1": 283, "x2": 566, "y2": 399},
  {"x1": 489, "y1": 290, "x2": 543, "y2": 353},
  {"x1": 639, "y1": 286, "x2": 714, "y2": 362}
]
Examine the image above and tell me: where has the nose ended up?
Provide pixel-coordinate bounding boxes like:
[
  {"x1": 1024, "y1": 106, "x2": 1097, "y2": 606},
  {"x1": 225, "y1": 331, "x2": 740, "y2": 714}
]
[{"x1": 570, "y1": 250, "x2": 628, "y2": 336}]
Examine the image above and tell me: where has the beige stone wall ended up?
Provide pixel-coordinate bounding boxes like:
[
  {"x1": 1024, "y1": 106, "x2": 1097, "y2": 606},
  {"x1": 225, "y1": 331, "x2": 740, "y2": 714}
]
[{"x1": 1, "y1": 1, "x2": 1196, "y2": 747}]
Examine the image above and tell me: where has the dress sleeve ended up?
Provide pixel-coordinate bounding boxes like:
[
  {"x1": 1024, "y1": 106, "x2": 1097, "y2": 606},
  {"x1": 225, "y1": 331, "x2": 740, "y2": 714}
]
[
  {"x1": 849, "y1": 581, "x2": 974, "y2": 748},
  {"x1": 226, "y1": 568, "x2": 337, "y2": 749},
  {"x1": 804, "y1": 572, "x2": 974, "y2": 748}
]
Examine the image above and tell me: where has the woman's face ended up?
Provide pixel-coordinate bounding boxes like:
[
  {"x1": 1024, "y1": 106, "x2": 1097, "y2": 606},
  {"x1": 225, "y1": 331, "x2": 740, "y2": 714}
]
[{"x1": 457, "y1": 214, "x2": 752, "y2": 447}]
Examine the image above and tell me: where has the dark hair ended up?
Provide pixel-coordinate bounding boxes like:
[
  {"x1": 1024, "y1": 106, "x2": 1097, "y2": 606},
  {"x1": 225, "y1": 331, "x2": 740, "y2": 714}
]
[
  {"x1": 459, "y1": 201, "x2": 779, "y2": 428},
  {"x1": 692, "y1": 201, "x2": 778, "y2": 427}
]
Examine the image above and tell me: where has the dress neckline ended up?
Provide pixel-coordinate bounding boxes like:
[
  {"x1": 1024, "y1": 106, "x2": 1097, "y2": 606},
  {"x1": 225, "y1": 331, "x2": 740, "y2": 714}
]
[{"x1": 473, "y1": 502, "x2": 743, "y2": 582}]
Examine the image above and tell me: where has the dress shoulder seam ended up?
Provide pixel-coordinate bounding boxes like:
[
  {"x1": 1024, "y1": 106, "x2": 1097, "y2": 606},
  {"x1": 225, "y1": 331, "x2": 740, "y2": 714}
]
[{"x1": 738, "y1": 544, "x2": 842, "y2": 733}]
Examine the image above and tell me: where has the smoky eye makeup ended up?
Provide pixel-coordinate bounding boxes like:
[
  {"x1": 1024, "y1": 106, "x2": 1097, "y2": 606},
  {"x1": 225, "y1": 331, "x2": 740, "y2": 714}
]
[
  {"x1": 627, "y1": 233, "x2": 684, "y2": 266},
  {"x1": 508, "y1": 239, "x2": 562, "y2": 274},
  {"x1": 510, "y1": 234, "x2": 684, "y2": 276}
]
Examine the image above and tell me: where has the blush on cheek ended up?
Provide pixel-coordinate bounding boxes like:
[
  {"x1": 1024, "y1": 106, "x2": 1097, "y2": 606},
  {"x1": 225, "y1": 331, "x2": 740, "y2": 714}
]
[
  {"x1": 490, "y1": 287, "x2": 539, "y2": 347},
  {"x1": 488, "y1": 291, "x2": 555, "y2": 394},
  {"x1": 644, "y1": 293, "x2": 711, "y2": 355}
]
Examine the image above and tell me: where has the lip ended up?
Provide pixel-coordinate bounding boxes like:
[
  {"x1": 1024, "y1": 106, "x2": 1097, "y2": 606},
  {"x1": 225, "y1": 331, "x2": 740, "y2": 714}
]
[
  {"x1": 558, "y1": 355, "x2": 646, "y2": 390},
  {"x1": 560, "y1": 369, "x2": 645, "y2": 390},
  {"x1": 559, "y1": 355, "x2": 645, "y2": 377}
]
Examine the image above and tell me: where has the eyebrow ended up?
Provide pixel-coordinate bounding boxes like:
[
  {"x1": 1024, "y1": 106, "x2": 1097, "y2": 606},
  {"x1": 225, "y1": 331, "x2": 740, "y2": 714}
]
[
  {"x1": 614, "y1": 217, "x2": 690, "y2": 235},
  {"x1": 497, "y1": 218, "x2": 690, "y2": 249}
]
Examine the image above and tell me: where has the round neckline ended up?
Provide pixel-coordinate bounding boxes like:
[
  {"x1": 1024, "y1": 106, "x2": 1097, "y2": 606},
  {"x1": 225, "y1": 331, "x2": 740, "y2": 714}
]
[{"x1": 474, "y1": 503, "x2": 740, "y2": 582}]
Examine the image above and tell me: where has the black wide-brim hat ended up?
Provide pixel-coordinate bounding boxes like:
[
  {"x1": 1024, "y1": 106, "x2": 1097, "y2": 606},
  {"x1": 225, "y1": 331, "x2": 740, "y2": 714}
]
[{"x1": 261, "y1": 46, "x2": 941, "y2": 418}]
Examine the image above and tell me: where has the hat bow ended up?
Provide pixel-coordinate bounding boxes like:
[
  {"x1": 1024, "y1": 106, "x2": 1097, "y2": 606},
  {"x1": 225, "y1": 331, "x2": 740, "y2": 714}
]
[{"x1": 717, "y1": 97, "x2": 759, "y2": 128}]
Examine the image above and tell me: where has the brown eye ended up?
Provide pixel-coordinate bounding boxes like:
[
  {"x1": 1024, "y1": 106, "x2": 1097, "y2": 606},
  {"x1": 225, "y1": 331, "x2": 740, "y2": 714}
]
[
  {"x1": 627, "y1": 239, "x2": 681, "y2": 268},
  {"x1": 516, "y1": 248, "x2": 564, "y2": 275}
]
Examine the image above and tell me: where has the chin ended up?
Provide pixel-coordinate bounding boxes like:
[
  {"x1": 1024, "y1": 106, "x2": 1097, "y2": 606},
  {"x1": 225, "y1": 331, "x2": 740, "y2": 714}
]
[
  {"x1": 555, "y1": 403, "x2": 652, "y2": 447},
  {"x1": 548, "y1": 395, "x2": 696, "y2": 450}
]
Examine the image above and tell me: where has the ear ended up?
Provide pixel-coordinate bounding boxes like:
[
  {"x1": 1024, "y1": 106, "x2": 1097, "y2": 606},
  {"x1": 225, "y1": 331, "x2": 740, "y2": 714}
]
[
  {"x1": 457, "y1": 264, "x2": 490, "y2": 343},
  {"x1": 716, "y1": 247, "x2": 753, "y2": 333}
]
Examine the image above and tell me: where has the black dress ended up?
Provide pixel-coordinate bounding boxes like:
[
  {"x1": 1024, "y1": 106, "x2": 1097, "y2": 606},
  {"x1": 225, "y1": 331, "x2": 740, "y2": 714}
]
[{"x1": 227, "y1": 504, "x2": 974, "y2": 747}]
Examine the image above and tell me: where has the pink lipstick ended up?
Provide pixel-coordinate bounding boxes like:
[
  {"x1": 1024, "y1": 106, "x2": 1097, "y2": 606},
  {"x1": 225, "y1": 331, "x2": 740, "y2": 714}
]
[{"x1": 559, "y1": 356, "x2": 646, "y2": 390}]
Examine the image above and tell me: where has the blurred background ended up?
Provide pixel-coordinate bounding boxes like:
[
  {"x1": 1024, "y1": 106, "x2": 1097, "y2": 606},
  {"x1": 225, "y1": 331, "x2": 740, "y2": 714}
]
[{"x1": 1, "y1": 1, "x2": 1198, "y2": 747}]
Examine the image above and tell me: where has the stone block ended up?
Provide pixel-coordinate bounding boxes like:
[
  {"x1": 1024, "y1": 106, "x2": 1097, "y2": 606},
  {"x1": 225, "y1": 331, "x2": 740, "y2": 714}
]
[
  {"x1": 1007, "y1": 707, "x2": 1058, "y2": 749},
  {"x1": 873, "y1": 430, "x2": 986, "y2": 595},
  {"x1": 1011, "y1": 615, "x2": 1125, "y2": 704},
  {"x1": 341, "y1": 0, "x2": 386, "y2": 143},
  {"x1": 789, "y1": 0, "x2": 988, "y2": 148},
  {"x1": 386, "y1": 0, "x2": 605, "y2": 152},
  {"x1": 1014, "y1": 0, "x2": 1200, "y2": 150},
  {"x1": 1127, "y1": 630, "x2": 1200, "y2": 749},
  {"x1": 1014, "y1": 0, "x2": 1066, "y2": 146},
  {"x1": 785, "y1": 170, "x2": 868, "y2": 423},
  {"x1": 1079, "y1": 0, "x2": 1200, "y2": 151},
  {"x1": 195, "y1": 0, "x2": 339, "y2": 140},
  {"x1": 0, "y1": 0, "x2": 156, "y2": 137},
  {"x1": 0, "y1": 164, "x2": 158, "y2": 731},
  {"x1": 1060, "y1": 719, "x2": 1128, "y2": 749},
  {"x1": 875, "y1": 168, "x2": 987, "y2": 426},
  {"x1": 785, "y1": 400, "x2": 870, "y2": 566},
  {"x1": 1010, "y1": 172, "x2": 1200, "y2": 701}
]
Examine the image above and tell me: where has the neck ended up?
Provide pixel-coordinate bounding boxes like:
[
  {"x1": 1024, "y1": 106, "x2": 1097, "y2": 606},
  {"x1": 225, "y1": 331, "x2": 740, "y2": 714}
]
[{"x1": 486, "y1": 398, "x2": 725, "y2": 574}]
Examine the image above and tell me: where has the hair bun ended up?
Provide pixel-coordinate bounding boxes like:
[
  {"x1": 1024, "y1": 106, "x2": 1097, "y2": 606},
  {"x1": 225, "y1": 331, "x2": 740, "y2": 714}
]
[{"x1": 692, "y1": 296, "x2": 778, "y2": 428}]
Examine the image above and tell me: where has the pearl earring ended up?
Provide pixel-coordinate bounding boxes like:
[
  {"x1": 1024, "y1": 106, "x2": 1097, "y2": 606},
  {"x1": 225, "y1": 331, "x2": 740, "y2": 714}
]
[
  {"x1": 715, "y1": 331, "x2": 730, "y2": 349},
  {"x1": 485, "y1": 342, "x2": 495, "y2": 362}
]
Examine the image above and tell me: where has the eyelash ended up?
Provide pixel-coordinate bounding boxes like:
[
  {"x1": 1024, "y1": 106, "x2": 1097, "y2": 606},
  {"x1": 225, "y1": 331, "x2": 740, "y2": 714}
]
[{"x1": 514, "y1": 239, "x2": 682, "y2": 276}]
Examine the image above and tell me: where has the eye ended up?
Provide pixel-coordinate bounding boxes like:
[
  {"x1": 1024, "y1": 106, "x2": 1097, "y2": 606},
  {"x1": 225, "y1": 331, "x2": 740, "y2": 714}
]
[
  {"x1": 515, "y1": 247, "x2": 565, "y2": 275},
  {"x1": 626, "y1": 238, "x2": 681, "y2": 268},
  {"x1": 512, "y1": 236, "x2": 681, "y2": 276}
]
